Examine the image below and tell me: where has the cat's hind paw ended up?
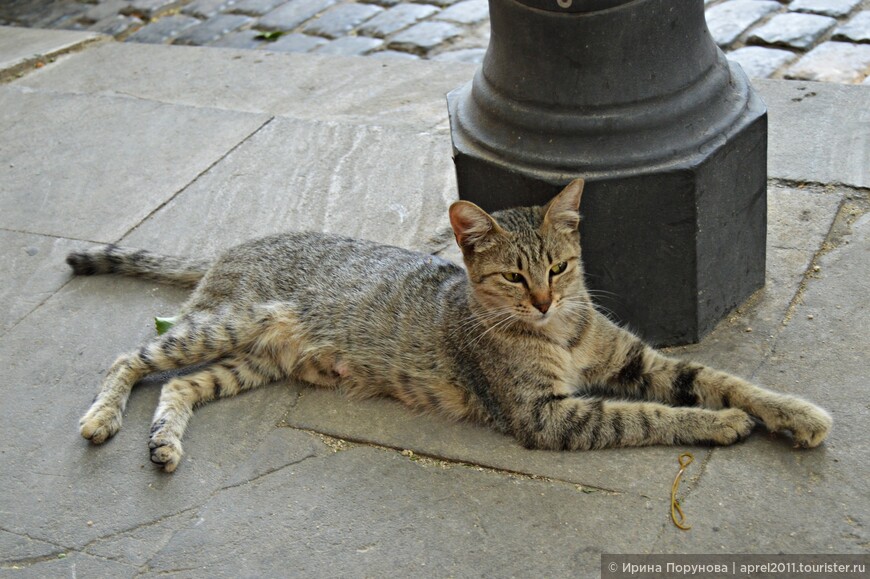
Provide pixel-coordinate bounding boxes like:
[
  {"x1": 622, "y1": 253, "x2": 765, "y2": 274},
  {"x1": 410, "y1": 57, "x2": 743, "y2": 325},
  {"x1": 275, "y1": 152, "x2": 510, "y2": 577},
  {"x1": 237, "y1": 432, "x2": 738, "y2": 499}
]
[
  {"x1": 149, "y1": 433, "x2": 183, "y2": 473},
  {"x1": 80, "y1": 403, "x2": 122, "y2": 444}
]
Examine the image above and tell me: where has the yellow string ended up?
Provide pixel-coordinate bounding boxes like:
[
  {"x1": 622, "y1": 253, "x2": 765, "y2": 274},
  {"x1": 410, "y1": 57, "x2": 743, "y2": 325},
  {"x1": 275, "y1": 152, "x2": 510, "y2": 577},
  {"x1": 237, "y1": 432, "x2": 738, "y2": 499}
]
[{"x1": 671, "y1": 452, "x2": 694, "y2": 531}]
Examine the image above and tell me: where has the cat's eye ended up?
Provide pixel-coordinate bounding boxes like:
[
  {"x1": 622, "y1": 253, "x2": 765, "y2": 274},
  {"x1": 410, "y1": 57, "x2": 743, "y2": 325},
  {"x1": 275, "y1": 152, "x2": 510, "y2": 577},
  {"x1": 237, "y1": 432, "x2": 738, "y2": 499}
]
[
  {"x1": 502, "y1": 272, "x2": 524, "y2": 283},
  {"x1": 550, "y1": 261, "x2": 568, "y2": 276}
]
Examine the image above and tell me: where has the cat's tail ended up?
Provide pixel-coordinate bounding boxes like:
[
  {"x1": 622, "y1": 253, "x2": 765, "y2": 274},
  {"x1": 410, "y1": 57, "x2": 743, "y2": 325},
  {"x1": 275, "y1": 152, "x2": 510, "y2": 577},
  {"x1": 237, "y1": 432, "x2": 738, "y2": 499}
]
[{"x1": 66, "y1": 245, "x2": 211, "y2": 288}]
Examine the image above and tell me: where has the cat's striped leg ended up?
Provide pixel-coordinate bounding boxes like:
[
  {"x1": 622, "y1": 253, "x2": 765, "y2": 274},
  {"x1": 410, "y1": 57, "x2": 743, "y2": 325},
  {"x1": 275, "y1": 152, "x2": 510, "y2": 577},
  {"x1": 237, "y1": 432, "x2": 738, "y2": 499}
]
[
  {"x1": 148, "y1": 352, "x2": 283, "y2": 472},
  {"x1": 585, "y1": 331, "x2": 832, "y2": 448},
  {"x1": 513, "y1": 395, "x2": 754, "y2": 450},
  {"x1": 80, "y1": 310, "x2": 253, "y2": 444}
]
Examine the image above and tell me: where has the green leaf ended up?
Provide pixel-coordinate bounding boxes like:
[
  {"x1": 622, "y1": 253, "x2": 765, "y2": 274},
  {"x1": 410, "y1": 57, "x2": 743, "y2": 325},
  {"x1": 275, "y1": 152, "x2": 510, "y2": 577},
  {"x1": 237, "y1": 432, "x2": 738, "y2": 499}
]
[
  {"x1": 154, "y1": 316, "x2": 177, "y2": 335},
  {"x1": 255, "y1": 30, "x2": 285, "y2": 42}
]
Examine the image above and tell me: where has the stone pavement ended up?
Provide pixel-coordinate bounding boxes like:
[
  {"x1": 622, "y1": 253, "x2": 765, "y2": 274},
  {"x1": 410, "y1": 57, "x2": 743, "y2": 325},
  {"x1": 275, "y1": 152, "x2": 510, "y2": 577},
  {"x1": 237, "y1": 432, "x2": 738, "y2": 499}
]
[
  {"x1": 0, "y1": 0, "x2": 869, "y2": 81},
  {"x1": 1, "y1": 24, "x2": 869, "y2": 577}
]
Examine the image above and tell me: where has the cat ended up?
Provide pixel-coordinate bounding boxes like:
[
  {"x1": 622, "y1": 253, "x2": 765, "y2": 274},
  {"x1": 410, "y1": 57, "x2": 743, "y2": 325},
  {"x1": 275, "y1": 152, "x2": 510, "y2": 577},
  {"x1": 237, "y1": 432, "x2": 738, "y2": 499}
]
[{"x1": 67, "y1": 179, "x2": 832, "y2": 472}]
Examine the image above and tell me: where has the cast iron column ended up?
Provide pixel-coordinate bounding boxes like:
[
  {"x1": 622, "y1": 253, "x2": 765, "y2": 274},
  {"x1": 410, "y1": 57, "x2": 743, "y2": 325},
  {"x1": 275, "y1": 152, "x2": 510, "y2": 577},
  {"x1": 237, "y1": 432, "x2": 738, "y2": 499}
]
[{"x1": 447, "y1": 0, "x2": 767, "y2": 346}]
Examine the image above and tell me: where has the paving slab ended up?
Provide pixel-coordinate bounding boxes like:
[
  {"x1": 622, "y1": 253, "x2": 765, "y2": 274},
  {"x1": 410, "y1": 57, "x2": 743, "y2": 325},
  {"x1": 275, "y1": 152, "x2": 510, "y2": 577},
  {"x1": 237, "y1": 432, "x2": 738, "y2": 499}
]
[
  {"x1": 0, "y1": 230, "x2": 90, "y2": 337},
  {"x1": 0, "y1": 85, "x2": 269, "y2": 242},
  {"x1": 121, "y1": 116, "x2": 458, "y2": 254},
  {"x1": 655, "y1": 201, "x2": 870, "y2": 554},
  {"x1": 755, "y1": 79, "x2": 870, "y2": 188},
  {"x1": 0, "y1": 25, "x2": 105, "y2": 81},
  {"x1": 666, "y1": 184, "x2": 842, "y2": 375},
  {"x1": 0, "y1": 273, "x2": 321, "y2": 555},
  {"x1": 12, "y1": 42, "x2": 475, "y2": 129},
  {"x1": 141, "y1": 446, "x2": 666, "y2": 576}
]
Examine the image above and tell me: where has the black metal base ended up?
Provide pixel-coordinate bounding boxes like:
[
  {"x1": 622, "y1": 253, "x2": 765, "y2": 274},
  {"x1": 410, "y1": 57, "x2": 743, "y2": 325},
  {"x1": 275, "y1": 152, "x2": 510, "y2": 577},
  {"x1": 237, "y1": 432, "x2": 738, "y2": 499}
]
[{"x1": 447, "y1": 0, "x2": 768, "y2": 346}]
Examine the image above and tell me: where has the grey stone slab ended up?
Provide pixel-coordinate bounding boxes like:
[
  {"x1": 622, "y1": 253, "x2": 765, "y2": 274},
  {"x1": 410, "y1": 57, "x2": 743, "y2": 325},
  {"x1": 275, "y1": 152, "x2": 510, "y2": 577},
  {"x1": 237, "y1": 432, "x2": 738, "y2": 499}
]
[
  {"x1": 748, "y1": 12, "x2": 836, "y2": 50},
  {"x1": 667, "y1": 184, "x2": 842, "y2": 375},
  {"x1": 258, "y1": 0, "x2": 338, "y2": 31},
  {"x1": 431, "y1": 46, "x2": 485, "y2": 63},
  {"x1": 727, "y1": 45, "x2": 796, "y2": 78},
  {"x1": 785, "y1": 40, "x2": 870, "y2": 83},
  {"x1": 172, "y1": 13, "x2": 253, "y2": 45},
  {"x1": 0, "y1": 272, "x2": 315, "y2": 550},
  {"x1": 6, "y1": 550, "x2": 138, "y2": 576},
  {"x1": 0, "y1": 25, "x2": 105, "y2": 81},
  {"x1": 126, "y1": 14, "x2": 202, "y2": 44},
  {"x1": 369, "y1": 48, "x2": 420, "y2": 59},
  {"x1": 122, "y1": 116, "x2": 458, "y2": 255},
  {"x1": 705, "y1": 0, "x2": 782, "y2": 47},
  {"x1": 144, "y1": 447, "x2": 666, "y2": 576},
  {"x1": 0, "y1": 230, "x2": 90, "y2": 337},
  {"x1": 13, "y1": 42, "x2": 477, "y2": 129},
  {"x1": 789, "y1": 0, "x2": 862, "y2": 19},
  {"x1": 656, "y1": 202, "x2": 870, "y2": 554},
  {"x1": 388, "y1": 19, "x2": 462, "y2": 54},
  {"x1": 432, "y1": 0, "x2": 488, "y2": 25},
  {"x1": 0, "y1": 529, "x2": 62, "y2": 568},
  {"x1": 833, "y1": 10, "x2": 870, "y2": 44},
  {"x1": 358, "y1": 3, "x2": 439, "y2": 38},
  {"x1": 263, "y1": 31, "x2": 327, "y2": 51},
  {"x1": 755, "y1": 79, "x2": 870, "y2": 188},
  {"x1": 311, "y1": 34, "x2": 383, "y2": 54},
  {"x1": 0, "y1": 86, "x2": 269, "y2": 242},
  {"x1": 302, "y1": 3, "x2": 383, "y2": 39}
]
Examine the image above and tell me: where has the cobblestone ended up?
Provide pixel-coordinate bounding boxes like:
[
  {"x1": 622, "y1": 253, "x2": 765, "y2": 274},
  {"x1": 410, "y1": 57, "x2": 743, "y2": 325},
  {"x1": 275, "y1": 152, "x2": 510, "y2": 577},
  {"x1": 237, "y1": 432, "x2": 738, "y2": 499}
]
[
  {"x1": 82, "y1": 0, "x2": 131, "y2": 24},
  {"x1": 748, "y1": 12, "x2": 836, "y2": 50},
  {"x1": 264, "y1": 31, "x2": 327, "y2": 51},
  {"x1": 357, "y1": 4, "x2": 439, "y2": 38},
  {"x1": 388, "y1": 20, "x2": 461, "y2": 54},
  {"x1": 89, "y1": 14, "x2": 144, "y2": 37},
  {"x1": 183, "y1": 0, "x2": 239, "y2": 19},
  {"x1": 313, "y1": 34, "x2": 383, "y2": 54},
  {"x1": 229, "y1": 0, "x2": 288, "y2": 16},
  {"x1": 833, "y1": 10, "x2": 870, "y2": 43},
  {"x1": 2, "y1": 0, "x2": 869, "y2": 83},
  {"x1": 208, "y1": 28, "x2": 265, "y2": 47},
  {"x1": 788, "y1": 0, "x2": 862, "y2": 19},
  {"x1": 127, "y1": 14, "x2": 202, "y2": 44},
  {"x1": 728, "y1": 45, "x2": 797, "y2": 78},
  {"x1": 123, "y1": 0, "x2": 187, "y2": 20},
  {"x1": 433, "y1": 0, "x2": 488, "y2": 25},
  {"x1": 705, "y1": 0, "x2": 782, "y2": 48},
  {"x1": 259, "y1": 0, "x2": 337, "y2": 31},
  {"x1": 303, "y1": 3, "x2": 383, "y2": 39},
  {"x1": 785, "y1": 40, "x2": 870, "y2": 83},
  {"x1": 173, "y1": 13, "x2": 253, "y2": 45}
]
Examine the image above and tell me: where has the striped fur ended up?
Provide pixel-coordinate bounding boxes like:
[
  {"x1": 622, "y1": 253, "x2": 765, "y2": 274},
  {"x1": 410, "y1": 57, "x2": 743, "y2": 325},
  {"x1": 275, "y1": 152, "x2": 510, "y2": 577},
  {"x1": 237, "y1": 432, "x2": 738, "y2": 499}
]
[{"x1": 72, "y1": 179, "x2": 831, "y2": 472}]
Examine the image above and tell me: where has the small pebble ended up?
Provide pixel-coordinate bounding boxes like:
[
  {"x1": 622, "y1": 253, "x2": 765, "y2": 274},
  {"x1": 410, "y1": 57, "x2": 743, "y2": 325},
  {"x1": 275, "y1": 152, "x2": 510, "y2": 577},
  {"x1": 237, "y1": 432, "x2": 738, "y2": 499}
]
[
  {"x1": 812, "y1": 265, "x2": 821, "y2": 272},
  {"x1": 807, "y1": 314, "x2": 814, "y2": 319}
]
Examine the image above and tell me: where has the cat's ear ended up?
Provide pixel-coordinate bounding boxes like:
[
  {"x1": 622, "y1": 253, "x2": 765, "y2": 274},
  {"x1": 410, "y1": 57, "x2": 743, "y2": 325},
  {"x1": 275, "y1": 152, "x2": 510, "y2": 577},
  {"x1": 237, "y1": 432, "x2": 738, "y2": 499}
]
[
  {"x1": 543, "y1": 178, "x2": 583, "y2": 233},
  {"x1": 449, "y1": 200, "x2": 503, "y2": 253}
]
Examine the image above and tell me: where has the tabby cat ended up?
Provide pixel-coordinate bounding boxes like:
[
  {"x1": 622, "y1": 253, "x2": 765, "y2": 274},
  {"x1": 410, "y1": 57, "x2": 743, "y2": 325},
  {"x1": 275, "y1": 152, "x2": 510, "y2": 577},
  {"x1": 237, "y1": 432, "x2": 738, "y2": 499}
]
[{"x1": 68, "y1": 179, "x2": 831, "y2": 472}]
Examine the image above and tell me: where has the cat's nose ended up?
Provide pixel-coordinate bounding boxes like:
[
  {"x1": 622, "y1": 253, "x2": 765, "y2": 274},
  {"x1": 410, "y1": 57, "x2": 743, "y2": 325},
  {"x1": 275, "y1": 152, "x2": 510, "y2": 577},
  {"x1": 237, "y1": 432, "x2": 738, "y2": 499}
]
[{"x1": 532, "y1": 298, "x2": 551, "y2": 314}]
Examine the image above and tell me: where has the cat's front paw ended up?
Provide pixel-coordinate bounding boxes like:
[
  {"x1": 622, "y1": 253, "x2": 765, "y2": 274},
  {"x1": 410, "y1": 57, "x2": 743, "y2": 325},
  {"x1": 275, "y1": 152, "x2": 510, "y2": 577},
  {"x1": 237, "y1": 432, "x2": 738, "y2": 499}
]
[
  {"x1": 707, "y1": 408, "x2": 755, "y2": 445},
  {"x1": 80, "y1": 401, "x2": 122, "y2": 444},
  {"x1": 756, "y1": 397, "x2": 832, "y2": 448},
  {"x1": 783, "y1": 403, "x2": 832, "y2": 448},
  {"x1": 149, "y1": 432, "x2": 183, "y2": 472}
]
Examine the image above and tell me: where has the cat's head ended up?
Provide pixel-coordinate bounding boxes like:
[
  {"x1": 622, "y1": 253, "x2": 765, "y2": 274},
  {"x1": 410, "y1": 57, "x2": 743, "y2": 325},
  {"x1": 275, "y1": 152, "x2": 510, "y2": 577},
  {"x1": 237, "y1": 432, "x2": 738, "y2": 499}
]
[{"x1": 448, "y1": 179, "x2": 589, "y2": 329}]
